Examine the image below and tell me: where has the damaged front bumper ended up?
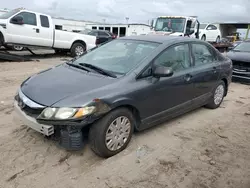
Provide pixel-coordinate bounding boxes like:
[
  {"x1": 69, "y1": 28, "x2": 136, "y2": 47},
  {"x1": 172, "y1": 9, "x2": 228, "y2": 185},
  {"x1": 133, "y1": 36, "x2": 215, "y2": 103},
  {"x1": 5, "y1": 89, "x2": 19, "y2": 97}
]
[{"x1": 14, "y1": 101, "x2": 55, "y2": 136}]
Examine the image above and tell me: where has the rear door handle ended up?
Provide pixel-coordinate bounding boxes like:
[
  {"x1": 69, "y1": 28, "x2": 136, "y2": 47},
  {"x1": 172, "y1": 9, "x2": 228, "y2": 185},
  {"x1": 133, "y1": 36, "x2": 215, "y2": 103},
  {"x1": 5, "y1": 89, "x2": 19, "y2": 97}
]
[{"x1": 184, "y1": 74, "x2": 192, "y2": 82}]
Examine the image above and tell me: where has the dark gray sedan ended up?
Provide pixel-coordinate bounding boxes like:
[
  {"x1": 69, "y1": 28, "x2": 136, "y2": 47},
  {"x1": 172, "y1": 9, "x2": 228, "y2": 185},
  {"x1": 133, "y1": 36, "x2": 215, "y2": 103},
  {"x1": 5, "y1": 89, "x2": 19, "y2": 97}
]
[
  {"x1": 227, "y1": 40, "x2": 250, "y2": 82},
  {"x1": 14, "y1": 35, "x2": 232, "y2": 158}
]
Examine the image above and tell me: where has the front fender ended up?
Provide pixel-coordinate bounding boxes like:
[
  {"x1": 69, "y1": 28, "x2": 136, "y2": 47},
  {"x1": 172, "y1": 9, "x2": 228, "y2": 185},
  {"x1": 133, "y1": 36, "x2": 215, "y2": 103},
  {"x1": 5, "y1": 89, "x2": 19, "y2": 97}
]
[{"x1": 109, "y1": 97, "x2": 138, "y2": 110}]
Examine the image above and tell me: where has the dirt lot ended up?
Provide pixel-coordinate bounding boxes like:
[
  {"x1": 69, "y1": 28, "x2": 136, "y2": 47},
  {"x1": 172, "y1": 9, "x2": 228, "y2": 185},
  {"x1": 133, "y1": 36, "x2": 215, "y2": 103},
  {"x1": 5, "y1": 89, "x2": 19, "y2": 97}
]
[{"x1": 0, "y1": 58, "x2": 250, "y2": 188}]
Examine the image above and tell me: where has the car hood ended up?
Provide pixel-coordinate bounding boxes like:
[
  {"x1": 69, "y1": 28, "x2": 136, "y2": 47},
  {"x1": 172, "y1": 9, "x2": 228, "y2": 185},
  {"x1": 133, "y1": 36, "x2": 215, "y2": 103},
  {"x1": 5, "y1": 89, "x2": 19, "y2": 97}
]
[
  {"x1": 21, "y1": 64, "x2": 117, "y2": 107},
  {"x1": 227, "y1": 51, "x2": 250, "y2": 63}
]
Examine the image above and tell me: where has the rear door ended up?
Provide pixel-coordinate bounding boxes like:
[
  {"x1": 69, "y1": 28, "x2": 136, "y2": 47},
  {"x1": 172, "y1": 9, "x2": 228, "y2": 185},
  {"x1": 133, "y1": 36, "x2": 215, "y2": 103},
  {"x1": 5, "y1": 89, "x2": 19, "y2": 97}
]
[
  {"x1": 98, "y1": 31, "x2": 111, "y2": 44},
  {"x1": 7, "y1": 11, "x2": 40, "y2": 45},
  {"x1": 190, "y1": 42, "x2": 221, "y2": 104},
  {"x1": 37, "y1": 14, "x2": 53, "y2": 47}
]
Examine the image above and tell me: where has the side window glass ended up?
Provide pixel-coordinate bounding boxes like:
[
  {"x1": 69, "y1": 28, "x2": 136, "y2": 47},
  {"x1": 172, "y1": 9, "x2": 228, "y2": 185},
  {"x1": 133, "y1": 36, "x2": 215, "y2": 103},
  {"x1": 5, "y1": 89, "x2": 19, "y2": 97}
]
[
  {"x1": 211, "y1": 25, "x2": 217, "y2": 30},
  {"x1": 154, "y1": 44, "x2": 191, "y2": 72},
  {"x1": 191, "y1": 43, "x2": 215, "y2": 65},
  {"x1": 15, "y1": 12, "x2": 37, "y2": 26},
  {"x1": 100, "y1": 32, "x2": 109, "y2": 36},
  {"x1": 40, "y1": 15, "x2": 49, "y2": 28}
]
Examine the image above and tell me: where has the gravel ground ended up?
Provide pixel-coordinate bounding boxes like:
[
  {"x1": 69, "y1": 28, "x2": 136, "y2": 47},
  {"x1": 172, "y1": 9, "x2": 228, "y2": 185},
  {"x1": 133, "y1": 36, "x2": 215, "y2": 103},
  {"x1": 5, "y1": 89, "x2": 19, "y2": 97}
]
[{"x1": 0, "y1": 57, "x2": 250, "y2": 188}]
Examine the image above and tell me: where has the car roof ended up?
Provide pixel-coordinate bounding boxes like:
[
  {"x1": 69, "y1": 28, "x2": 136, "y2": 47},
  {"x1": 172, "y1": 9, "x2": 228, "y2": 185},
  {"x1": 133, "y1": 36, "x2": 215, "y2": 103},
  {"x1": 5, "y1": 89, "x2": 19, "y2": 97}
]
[
  {"x1": 91, "y1": 30, "x2": 110, "y2": 33},
  {"x1": 117, "y1": 35, "x2": 201, "y2": 44}
]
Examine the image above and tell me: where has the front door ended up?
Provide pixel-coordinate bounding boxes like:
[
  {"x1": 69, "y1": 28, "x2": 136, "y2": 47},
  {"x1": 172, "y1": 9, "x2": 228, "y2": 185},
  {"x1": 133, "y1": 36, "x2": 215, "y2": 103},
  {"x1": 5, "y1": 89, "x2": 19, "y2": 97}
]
[
  {"x1": 7, "y1": 11, "x2": 41, "y2": 45},
  {"x1": 190, "y1": 42, "x2": 221, "y2": 104},
  {"x1": 136, "y1": 43, "x2": 196, "y2": 126}
]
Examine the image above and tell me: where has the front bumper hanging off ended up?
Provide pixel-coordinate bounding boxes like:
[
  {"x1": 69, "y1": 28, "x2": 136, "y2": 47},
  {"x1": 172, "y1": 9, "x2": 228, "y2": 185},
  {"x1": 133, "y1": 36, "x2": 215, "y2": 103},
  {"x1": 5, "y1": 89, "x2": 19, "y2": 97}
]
[{"x1": 14, "y1": 101, "x2": 55, "y2": 136}]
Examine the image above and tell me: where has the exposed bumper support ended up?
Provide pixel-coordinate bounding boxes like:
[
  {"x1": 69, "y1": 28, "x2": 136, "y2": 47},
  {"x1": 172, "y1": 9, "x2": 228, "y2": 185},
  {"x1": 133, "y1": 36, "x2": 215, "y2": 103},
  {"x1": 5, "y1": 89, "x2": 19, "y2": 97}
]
[{"x1": 14, "y1": 101, "x2": 54, "y2": 136}]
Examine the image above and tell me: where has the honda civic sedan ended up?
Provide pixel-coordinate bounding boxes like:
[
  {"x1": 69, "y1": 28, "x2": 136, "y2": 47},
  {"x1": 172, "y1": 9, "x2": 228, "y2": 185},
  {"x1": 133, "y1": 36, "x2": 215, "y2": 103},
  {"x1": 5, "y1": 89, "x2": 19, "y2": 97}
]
[{"x1": 14, "y1": 35, "x2": 232, "y2": 158}]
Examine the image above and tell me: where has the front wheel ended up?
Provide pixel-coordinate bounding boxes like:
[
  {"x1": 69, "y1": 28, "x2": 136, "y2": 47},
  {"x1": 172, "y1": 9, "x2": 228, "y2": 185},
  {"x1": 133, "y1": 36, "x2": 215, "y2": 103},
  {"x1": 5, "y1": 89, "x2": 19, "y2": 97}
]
[
  {"x1": 89, "y1": 108, "x2": 134, "y2": 158},
  {"x1": 205, "y1": 81, "x2": 226, "y2": 109}
]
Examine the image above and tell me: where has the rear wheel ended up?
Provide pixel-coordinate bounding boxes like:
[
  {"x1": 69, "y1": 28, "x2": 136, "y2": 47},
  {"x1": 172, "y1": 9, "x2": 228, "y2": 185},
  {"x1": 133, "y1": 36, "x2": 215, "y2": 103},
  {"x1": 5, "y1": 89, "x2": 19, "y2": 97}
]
[
  {"x1": 216, "y1": 36, "x2": 220, "y2": 43},
  {"x1": 89, "y1": 108, "x2": 134, "y2": 158},
  {"x1": 205, "y1": 81, "x2": 226, "y2": 109},
  {"x1": 201, "y1": 35, "x2": 206, "y2": 41},
  {"x1": 70, "y1": 43, "x2": 86, "y2": 57}
]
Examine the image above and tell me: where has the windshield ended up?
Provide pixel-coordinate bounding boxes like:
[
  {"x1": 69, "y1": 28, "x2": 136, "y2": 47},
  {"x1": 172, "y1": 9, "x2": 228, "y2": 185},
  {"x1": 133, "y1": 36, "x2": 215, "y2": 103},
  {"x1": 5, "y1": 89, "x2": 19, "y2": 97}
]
[
  {"x1": 199, "y1": 24, "x2": 207, "y2": 29},
  {"x1": 233, "y1": 42, "x2": 250, "y2": 52},
  {"x1": 0, "y1": 9, "x2": 20, "y2": 19},
  {"x1": 73, "y1": 39, "x2": 160, "y2": 75},
  {"x1": 155, "y1": 18, "x2": 186, "y2": 32}
]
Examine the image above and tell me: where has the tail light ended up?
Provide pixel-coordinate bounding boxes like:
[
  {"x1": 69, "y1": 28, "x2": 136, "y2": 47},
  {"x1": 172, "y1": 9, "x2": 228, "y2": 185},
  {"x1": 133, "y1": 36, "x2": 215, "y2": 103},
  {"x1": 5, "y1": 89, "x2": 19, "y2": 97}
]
[{"x1": 112, "y1": 34, "x2": 117, "y2": 39}]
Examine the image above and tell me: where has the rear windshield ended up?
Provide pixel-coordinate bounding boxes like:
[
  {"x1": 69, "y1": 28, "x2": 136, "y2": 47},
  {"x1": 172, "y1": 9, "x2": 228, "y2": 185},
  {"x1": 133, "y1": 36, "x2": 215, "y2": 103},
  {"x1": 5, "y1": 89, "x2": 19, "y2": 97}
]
[{"x1": 0, "y1": 9, "x2": 20, "y2": 19}]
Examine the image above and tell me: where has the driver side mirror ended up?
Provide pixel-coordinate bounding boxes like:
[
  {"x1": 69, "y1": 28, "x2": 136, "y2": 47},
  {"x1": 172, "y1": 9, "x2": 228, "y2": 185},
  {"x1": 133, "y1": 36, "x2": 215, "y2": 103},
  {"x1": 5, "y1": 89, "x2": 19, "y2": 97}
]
[
  {"x1": 10, "y1": 16, "x2": 24, "y2": 25},
  {"x1": 153, "y1": 65, "x2": 173, "y2": 78}
]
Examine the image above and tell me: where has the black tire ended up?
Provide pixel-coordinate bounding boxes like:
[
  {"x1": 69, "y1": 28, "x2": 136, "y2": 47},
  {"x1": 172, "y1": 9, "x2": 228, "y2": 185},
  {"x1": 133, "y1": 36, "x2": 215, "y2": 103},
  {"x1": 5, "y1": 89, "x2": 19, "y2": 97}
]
[
  {"x1": 70, "y1": 42, "x2": 86, "y2": 57},
  {"x1": 216, "y1": 36, "x2": 220, "y2": 43},
  {"x1": 205, "y1": 80, "x2": 226, "y2": 109},
  {"x1": 89, "y1": 108, "x2": 135, "y2": 158},
  {"x1": 201, "y1": 35, "x2": 206, "y2": 41},
  {"x1": 13, "y1": 45, "x2": 24, "y2": 51}
]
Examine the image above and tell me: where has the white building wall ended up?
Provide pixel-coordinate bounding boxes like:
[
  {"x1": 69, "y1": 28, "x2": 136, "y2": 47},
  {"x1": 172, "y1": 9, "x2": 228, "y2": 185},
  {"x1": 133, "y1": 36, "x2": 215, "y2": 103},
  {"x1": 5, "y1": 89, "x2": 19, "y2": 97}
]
[
  {"x1": 86, "y1": 24, "x2": 151, "y2": 37},
  {"x1": 52, "y1": 18, "x2": 97, "y2": 32},
  {"x1": 127, "y1": 25, "x2": 151, "y2": 36}
]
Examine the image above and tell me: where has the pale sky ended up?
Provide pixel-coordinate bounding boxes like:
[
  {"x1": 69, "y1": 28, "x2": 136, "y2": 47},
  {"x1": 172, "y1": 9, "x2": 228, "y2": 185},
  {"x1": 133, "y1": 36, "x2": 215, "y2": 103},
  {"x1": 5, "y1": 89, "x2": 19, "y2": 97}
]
[{"x1": 1, "y1": 0, "x2": 250, "y2": 24}]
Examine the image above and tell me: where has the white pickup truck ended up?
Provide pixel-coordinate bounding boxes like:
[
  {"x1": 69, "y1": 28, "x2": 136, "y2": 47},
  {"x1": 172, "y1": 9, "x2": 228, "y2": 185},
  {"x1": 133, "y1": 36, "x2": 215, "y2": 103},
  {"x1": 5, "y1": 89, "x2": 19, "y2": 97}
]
[{"x1": 0, "y1": 8, "x2": 96, "y2": 56}]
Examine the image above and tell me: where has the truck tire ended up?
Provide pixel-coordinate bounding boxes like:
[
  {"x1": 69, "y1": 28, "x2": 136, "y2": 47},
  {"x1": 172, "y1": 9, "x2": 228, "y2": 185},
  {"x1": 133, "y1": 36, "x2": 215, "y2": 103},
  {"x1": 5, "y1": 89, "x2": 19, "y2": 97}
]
[
  {"x1": 13, "y1": 45, "x2": 24, "y2": 51},
  {"x1": 89, "y1": 107, "x2": 134, "y2": 158},
  {"x1": 70, "y1": 43, "x2": 86, "y2": 57}
]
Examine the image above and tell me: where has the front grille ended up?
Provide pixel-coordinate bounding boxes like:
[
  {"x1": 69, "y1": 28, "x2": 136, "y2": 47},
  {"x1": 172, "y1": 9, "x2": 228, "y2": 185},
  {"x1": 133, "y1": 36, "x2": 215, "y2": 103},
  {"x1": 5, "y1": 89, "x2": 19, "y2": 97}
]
[
  {"x1": 232, "y1": 60, "x2": 250, "y2": 72},
  {"x1": 15, "y1": 93, "x2": 44, "y2": 118}
]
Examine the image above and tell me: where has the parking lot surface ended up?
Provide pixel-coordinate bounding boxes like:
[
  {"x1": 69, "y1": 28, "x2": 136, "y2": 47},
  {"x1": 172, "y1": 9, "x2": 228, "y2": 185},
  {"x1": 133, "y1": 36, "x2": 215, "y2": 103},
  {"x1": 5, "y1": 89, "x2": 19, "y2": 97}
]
[{"x1": 0, "y1": 58, "x2": 250, "y2": 188}]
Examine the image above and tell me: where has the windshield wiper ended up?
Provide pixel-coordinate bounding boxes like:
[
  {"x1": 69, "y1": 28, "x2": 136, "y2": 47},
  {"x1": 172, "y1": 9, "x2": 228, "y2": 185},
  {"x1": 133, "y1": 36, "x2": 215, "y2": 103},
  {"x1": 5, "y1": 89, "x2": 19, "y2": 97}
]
[
  {"x1": 79, "y1": 63, "x2": 117, "y2": 78},
  {"x1": 66, "y1": 62, "x2": 90, "y2": 72}
]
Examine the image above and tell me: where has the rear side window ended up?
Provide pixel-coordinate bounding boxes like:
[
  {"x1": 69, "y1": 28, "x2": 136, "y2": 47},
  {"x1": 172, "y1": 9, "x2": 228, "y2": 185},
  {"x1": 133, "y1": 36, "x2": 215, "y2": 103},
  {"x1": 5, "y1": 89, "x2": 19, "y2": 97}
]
[
  {"x1": 15, "y1": 12, "x2": 37, "y2": 26},
  {"x1": 99, "y1": 31, "x2": 109, "y2": 36},
  {"x1": 40, "y1": 15, "x2": 49, "y2": 28},
  {"x1": 191, "y1": 43, "x2": 215, "y2": 65},
  {"x1": 88, "y1": 31, "x2": 98, "y2": 36}
]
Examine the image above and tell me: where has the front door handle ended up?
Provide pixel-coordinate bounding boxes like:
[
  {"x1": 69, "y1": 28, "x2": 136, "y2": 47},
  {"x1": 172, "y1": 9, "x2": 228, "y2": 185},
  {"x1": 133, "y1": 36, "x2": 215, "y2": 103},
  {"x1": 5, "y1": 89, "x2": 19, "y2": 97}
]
[
  {"x1": 184, "y1": 74, "x2": 192, "y2": 82},
  {"x1": 33, "y1": 28, "x2": 40, "y2": 33}
]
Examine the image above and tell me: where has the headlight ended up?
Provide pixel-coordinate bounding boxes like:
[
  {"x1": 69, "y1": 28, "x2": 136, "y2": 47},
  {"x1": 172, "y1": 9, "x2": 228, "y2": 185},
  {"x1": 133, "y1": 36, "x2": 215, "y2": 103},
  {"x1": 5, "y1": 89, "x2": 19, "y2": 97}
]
[
  {"x1": 39, "y1": 106, "x2": 96, "y2": 120},
  {"x1": 55, "y1": 108, "x2": 77, "y2": 119}
]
